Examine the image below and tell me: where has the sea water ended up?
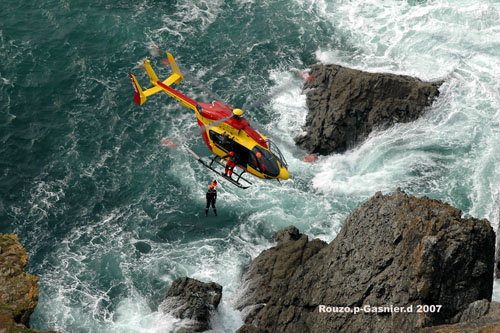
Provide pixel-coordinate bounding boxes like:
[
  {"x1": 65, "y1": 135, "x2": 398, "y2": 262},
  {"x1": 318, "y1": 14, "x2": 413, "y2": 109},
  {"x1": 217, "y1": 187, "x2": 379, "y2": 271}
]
[{"x1": 1, "y1": 0, "x2": 499, "y2": 331}]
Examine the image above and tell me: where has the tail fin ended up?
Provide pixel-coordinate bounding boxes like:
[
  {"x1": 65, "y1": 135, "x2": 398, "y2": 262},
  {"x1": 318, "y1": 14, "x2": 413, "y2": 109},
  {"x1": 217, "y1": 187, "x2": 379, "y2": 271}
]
[
  {"x1": 165, "y1": 52, "x2": 183, "y2": 84},
  {"x1": 144, "y1": 58, "x2": 160, "y2": 85},
  {"x1": 128, "y1": 73, "x2": 147, "y2": 105},
  {"x1": 144, "y1": 54, "x2": 183, "y2": 87},
  {"x1": 129, "y1": 52, "x2": 189, "y2": 106},
  {"x1": 128, "y1": 52, "x2": 184, "y2": 105}
]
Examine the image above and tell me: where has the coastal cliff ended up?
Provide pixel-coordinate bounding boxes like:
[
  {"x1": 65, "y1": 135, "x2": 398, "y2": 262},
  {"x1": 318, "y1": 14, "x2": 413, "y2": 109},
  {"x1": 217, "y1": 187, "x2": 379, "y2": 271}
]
[
  {"x1": 0, "y1": 233, "x2": 58, "y2": 332},
  {"x1": 295, "y1": 64, "x2": 442, "y2": 155},
  {"x1": 236, "y1": 190, "x2": 497, "y2": 332}
]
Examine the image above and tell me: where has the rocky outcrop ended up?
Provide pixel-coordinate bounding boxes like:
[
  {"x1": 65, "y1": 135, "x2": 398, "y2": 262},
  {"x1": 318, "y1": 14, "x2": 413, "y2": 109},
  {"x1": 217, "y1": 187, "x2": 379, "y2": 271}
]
[
  {"x1": 295, "y1": 64, "x2": 442, "y2": 155},
  {"x1": 236, "y1": 226, "x2": 327, "y2": 323},
  {"x1": 421, "y1": 300, "x2": 500, "y2": 332},
  {"x1": 236, "y1": 324, "x2": 265, "y2": 333},
  {"x1": 237, "y1": 190, "x2": 495, "y2": 332},
  {"x1": 161, "y1": 277, "x2": 222, "y2": 332},
  {"x1": 0, "y1": 233, "x2": 58, "y2": 333}
]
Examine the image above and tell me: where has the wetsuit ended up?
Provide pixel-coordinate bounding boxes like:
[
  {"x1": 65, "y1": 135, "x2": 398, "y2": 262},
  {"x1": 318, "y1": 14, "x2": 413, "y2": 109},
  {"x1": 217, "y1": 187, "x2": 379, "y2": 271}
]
[{"x1": 205, "y1": 187, "x2": 217, "y2": 216}]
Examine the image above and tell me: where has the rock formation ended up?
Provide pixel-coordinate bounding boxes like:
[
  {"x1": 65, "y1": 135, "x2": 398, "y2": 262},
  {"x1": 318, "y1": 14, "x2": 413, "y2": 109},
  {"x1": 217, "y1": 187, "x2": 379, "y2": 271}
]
[
  {"x1": 496, "y1": 209, "x2": 500, "y2": 279},
  {"x1": 295, "y1": 64, "x2": 442, "y2": 155},
  {"x1": 237, "y1": 190, "x2": 495, "y2": 332},
  {"x1": 0, "y1": 233, "x2": 58, "y2": 332},
  {"x1": 421, "y1": 299, "x2": 500, "y2": 332},
  {"x1": 236, "y1": 225, "x2": 327, "y2": 323},
  {"x1": 236, "y1": 324, "x2": 265, "y2": 333},
  {"x1": 161, "y1": 277, "x2": 222, "y2": 332}
]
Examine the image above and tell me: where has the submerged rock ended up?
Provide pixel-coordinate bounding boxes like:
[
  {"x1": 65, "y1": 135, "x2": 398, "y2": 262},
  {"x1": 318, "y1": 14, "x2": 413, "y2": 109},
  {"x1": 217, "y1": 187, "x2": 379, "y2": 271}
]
[
  {"x1": 295, "y1": 64, "x2": 442, "y2": 155},
  {"x1": 0, "y1": 233, "x2": 58, "y2": 332},
  {"x1": 237, "y1": 190, "x2": 495, "y2": 332},
  {"x1": 162, "y1": 277, "x2": 222, "y2": 332}
]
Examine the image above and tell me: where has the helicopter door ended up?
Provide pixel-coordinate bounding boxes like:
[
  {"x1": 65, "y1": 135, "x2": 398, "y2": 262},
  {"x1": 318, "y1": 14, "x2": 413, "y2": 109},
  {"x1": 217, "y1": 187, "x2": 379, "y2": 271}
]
[
  {"x1": 209, "y1": 130, "x2": 250, "y2": 165},
  {"x1": 209, "y1": 130, "x2": 233, "y2": 153}
]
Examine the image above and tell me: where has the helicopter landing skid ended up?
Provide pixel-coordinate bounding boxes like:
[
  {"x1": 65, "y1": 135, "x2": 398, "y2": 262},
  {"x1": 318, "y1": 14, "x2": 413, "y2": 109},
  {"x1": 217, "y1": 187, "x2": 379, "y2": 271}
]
[{"x1": 184, "y1": 147, "x2": 252, "y2": 189}]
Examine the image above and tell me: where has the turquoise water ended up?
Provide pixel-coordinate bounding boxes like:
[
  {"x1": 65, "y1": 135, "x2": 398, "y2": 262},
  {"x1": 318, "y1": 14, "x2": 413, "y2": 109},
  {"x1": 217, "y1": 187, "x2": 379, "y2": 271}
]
[{"x1": 1, "y1": 0, "x2": 499, "y2": 331}]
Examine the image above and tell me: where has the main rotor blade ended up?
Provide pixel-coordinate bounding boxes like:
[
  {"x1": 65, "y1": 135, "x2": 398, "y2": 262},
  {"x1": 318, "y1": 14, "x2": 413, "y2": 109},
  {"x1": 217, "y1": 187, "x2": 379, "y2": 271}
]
[
  {"x1": 244, "y1": 70, "x2": 315, "y2": 111},
  {"x1": 148, "y1": 43, "x2": 227, "y2": 103},
  {"x1": 178, "y1": 64, "x2": 227, "y2": 103},
  {"x1": 199, "y1": 115, "x2": 233, "y2": 133},
  {"x1": 243, "y1": 80, "x2": 297, "y2": 111}
]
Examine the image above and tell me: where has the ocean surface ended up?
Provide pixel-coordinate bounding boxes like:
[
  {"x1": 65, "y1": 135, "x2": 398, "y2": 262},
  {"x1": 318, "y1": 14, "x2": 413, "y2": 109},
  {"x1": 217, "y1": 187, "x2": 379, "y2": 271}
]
[{"x1": 1, "y1": 0, "x2": 499, "y2": 331}]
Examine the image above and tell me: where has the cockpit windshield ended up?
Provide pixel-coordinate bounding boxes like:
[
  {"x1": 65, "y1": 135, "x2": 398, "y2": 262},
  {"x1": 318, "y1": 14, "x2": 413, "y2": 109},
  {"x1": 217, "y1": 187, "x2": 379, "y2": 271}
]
[
  {"x1": 250, "y1": 146, "x2": 280, "y2": 177},
  {"x1": 267, "y1": 140, "x2": 287, "y2": 168}
]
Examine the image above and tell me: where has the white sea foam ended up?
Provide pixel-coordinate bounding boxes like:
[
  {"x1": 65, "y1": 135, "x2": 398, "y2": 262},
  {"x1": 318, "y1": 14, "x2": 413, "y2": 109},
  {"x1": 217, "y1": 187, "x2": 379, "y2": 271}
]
[{"x1": 153, "y1": 0, "x2": 224, "y2": 40}]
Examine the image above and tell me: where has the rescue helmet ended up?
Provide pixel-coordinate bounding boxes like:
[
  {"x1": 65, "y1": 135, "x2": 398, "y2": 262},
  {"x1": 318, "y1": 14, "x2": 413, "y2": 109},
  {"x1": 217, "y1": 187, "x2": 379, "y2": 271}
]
[
  {"x1": 229, "y1": 151, "x2": 235, "y2": 156},
  {"x1": 256, "y1": 152, "x2": 262, "y2": 158}
]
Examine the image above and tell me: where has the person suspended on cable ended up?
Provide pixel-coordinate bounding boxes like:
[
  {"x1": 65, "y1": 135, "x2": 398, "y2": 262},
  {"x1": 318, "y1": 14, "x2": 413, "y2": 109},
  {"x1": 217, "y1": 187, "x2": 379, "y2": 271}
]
[
  {"x1": 222, "y1": 151, "x2": 237, "y2": 178},
  {"x1": 205, "y1": 184, "x2": 217, "y2": 216}
]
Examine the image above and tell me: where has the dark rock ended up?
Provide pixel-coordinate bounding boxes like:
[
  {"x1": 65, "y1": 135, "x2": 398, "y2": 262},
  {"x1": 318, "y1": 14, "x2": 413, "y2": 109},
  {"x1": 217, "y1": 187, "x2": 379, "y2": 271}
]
[
  {"x1": 237, "y1": 190, "x2": 495, "y2": 332},
  {"x1": 496, "y1": 209, "x2": 500, "y2": 279},
  {"x1": 162, "y1": 277, "x2": 222, "y2": 332},
  {"x1": 295, "y1": 64, "x2": 442, "y2": 155},
  {"x1": 450, "y1": 299, "x2": 491, "y2": 323},
  {"x1": 421, "y1": 300, "x2": 500, "y2": 332},
  {"x1": 236, "y1": 226, "x2": 327, "y2": 324},
  {"x1": 0, "y1": 233, "x2": 59, "y2": 333},
  {"x1": 236, "y1": 324, "x2": 265, "y2": 333},
  {"x1": 134, "y1": 241, "x2": 152, "y2": 254},
  {"x1": 274, "y1": 225, "x2": 301, "y2": 243}
]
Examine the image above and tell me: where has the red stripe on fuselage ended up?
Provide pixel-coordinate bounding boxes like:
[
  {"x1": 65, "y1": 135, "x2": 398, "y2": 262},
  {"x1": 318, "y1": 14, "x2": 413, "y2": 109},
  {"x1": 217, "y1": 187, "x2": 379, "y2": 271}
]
[{"x1": 156, "y1": 81, "x2": 197, "y2": 108}]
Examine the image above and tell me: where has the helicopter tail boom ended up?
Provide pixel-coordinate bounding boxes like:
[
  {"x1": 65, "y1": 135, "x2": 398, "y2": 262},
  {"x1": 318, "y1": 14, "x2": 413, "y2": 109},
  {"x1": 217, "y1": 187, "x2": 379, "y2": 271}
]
[{"x1": 128, "y1": 52, "x2": 190, "y2": 107}]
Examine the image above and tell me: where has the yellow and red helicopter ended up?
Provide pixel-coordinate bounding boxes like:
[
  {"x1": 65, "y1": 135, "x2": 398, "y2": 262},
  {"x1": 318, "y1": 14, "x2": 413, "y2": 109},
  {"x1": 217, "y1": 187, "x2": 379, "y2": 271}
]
[{"x1": 128, "y1": 52, "x2": 290, "y2": 189}]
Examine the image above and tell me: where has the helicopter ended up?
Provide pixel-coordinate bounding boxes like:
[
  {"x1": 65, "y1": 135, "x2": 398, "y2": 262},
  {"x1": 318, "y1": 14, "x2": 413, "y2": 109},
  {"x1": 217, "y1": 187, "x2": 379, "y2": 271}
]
[{"x1": 128, "y1": 52, "x2": 290, "y2": 189}]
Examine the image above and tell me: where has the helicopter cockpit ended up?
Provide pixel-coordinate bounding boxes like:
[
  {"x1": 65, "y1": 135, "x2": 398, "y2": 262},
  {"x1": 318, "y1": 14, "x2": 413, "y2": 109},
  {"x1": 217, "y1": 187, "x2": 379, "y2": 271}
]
[
  {"x1": 249, "y1": 146, "x2": 280, "y2": 177},
  {"x1": 208, "y1": 130, "x2": 287, "y2": 179}
]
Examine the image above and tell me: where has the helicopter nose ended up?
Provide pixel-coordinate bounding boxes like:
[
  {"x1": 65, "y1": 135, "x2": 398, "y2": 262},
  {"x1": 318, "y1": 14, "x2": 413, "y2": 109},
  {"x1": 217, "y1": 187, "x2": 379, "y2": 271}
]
[{"x1": 278, "y1": 167, "x2": 290, "y2": 180}]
